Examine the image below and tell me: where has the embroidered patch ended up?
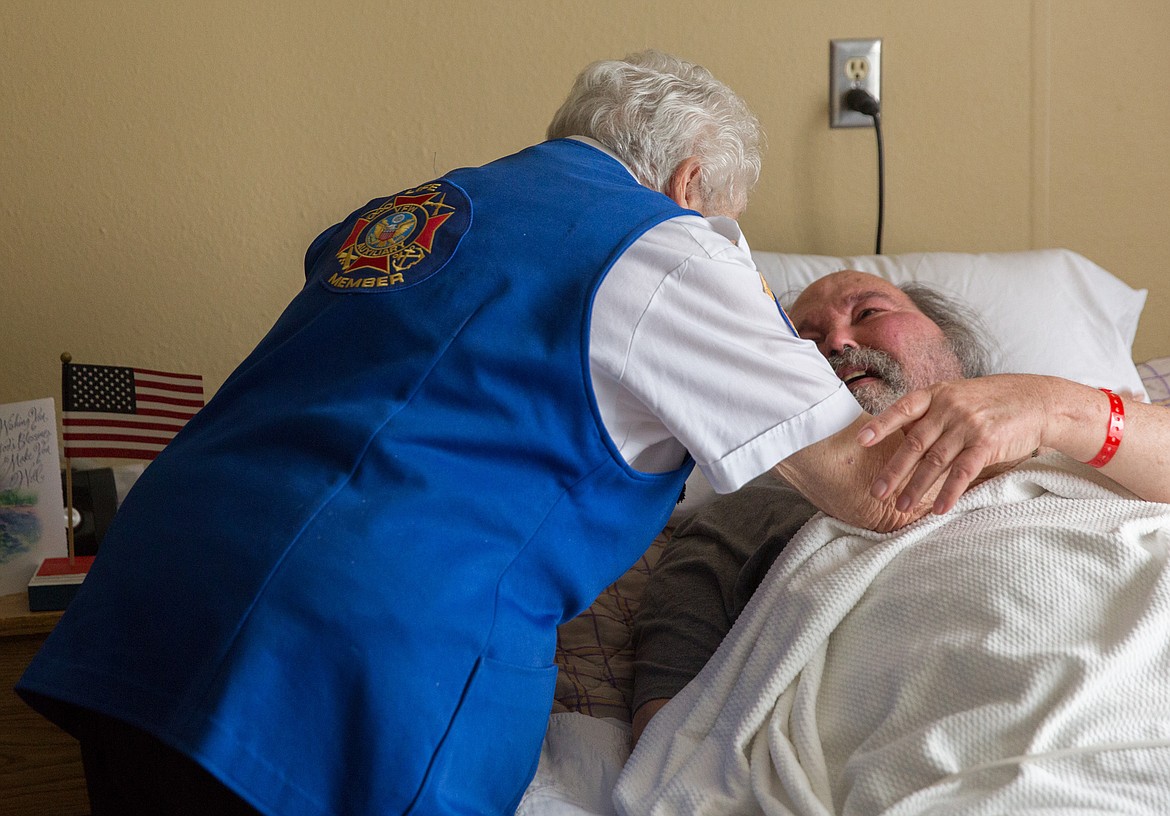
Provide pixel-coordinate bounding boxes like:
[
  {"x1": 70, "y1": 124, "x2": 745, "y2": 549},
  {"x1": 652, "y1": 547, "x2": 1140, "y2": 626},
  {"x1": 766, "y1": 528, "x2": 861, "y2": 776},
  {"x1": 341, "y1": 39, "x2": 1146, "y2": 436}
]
[
  {"x1": 759, "y1": 272, "x2": 798, "y2": 337},
  {"x1": 323, "y1": 181, "x2": 471, "y2": 292}
]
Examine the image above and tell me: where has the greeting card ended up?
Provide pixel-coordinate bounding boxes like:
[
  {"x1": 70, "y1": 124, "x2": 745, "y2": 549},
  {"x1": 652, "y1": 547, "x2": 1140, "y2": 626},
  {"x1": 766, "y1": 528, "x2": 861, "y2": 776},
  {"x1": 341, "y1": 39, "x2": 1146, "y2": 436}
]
[{"x1": 0, "y1": 398, "x2": 66, "y2": 597}]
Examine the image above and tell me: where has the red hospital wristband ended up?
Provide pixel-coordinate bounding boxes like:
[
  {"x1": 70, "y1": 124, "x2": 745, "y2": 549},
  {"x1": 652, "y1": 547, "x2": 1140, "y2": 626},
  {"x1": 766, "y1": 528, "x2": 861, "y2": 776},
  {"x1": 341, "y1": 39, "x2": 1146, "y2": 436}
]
[{"x1": 1084, "y1": 388, "x2": 1125, "y2": 468}]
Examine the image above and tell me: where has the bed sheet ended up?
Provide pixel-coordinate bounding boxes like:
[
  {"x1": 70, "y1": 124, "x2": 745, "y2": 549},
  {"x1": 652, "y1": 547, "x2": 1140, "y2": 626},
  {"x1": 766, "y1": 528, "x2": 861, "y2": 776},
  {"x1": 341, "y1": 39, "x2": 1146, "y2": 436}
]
[
  {"x1": 552, "y1": 529, "x2": 668, "y2": 721},
  {"x1": 615, "y1": 455, "x2": 1170, "y2": 814},
  {"x1": 536, "y1": 357, "x2": 1170, "y2": 815},
  {"x1": 1138, "y1": 355, "x2": 1170, "y2": 406},
  {"x1": 532, "y1": 451, "x2": 1170, "y2": 815},
  {"x1": 552, "y1": 357, "x2": 1170, "y2": 728}
]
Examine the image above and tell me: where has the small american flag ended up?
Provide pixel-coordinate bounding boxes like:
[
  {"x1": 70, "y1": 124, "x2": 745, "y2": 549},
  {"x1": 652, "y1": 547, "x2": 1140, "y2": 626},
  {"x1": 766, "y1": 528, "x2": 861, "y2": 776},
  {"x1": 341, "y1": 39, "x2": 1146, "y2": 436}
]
[{"x1": 61, "y1": 362, "x2": 205, "y2": 460}]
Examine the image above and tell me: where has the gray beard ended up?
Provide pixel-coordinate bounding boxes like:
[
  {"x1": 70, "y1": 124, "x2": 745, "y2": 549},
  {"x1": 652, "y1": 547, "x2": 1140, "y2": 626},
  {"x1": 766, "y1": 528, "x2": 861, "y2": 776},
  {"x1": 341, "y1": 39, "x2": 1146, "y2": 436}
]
[{"x1": 827, "y1": 346, "x2": 909, "y2": 414}]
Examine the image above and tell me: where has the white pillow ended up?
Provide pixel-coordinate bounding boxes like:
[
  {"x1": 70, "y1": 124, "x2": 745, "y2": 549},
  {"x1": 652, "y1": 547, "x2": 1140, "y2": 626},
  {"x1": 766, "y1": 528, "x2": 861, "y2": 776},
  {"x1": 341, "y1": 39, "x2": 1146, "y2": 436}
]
[
  {"x1": 756, "y1": 249, "x2": 1148, "y2": 395},
  {"x1": 671, "y1": 248, "x2": 1149, "y2": 523}
]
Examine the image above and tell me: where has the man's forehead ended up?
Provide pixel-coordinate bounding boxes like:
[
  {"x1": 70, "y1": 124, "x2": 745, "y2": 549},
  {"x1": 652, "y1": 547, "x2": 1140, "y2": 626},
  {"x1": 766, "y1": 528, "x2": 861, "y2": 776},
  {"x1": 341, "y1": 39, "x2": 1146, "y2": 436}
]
[{"x1": 790, "y1": 271, "x2": 906, "y2": 319}]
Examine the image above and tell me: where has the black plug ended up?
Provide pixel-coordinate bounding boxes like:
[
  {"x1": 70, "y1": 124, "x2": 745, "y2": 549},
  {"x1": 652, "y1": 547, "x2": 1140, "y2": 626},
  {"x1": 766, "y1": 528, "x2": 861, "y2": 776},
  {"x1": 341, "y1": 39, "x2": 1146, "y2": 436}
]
[
  {"x1": 844, "y1": 87, "x2": 884, "y2": 254},
  {"x1": 844, "y1": 87, "x2": 881, "y2": 117}
]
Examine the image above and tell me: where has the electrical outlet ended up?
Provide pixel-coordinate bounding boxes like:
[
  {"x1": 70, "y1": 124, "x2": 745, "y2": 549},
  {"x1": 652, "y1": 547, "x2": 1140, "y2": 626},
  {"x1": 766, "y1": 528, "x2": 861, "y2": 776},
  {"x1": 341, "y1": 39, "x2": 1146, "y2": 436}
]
[{"x1": 830, "y1": 38, "x2": 881, "y2": 128}]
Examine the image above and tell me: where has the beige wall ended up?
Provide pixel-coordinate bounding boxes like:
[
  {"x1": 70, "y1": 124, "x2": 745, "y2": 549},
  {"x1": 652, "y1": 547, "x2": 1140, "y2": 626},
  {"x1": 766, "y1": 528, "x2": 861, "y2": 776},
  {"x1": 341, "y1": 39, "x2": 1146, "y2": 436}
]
[{"x1": 3, "y1": 0, "x2": 1168, "y2": 409}]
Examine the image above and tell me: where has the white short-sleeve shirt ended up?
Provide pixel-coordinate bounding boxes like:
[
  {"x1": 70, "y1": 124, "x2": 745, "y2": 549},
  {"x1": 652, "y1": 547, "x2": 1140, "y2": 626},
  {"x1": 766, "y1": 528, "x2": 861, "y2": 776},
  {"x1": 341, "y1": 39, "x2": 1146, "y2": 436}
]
[{"x1": 588, "y1": 201, "x2": 862, "y2": 494}]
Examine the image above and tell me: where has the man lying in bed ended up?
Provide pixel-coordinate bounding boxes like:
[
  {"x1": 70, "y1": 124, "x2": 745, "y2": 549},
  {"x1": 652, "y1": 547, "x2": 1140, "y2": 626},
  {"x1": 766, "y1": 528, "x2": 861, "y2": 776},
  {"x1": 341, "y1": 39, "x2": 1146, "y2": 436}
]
[
  {"x1": 615, "y1": 271, "x2": 1170, "y2": 813},
  {"x1": 631, "y1": 268, "x2": 1170, "y2": 744}
]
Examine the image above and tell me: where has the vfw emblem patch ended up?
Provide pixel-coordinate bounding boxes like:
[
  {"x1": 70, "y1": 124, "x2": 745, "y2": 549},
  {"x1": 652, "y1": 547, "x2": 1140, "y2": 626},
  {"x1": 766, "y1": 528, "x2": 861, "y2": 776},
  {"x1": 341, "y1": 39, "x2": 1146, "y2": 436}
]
[{"x1": 324, "y1": 180, "x2": 471, "y2": 292}]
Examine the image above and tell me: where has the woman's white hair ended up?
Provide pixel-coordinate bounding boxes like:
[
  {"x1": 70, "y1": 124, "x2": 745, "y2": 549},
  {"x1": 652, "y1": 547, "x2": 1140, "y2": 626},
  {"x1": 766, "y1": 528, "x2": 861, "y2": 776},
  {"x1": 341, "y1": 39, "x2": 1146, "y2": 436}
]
[{"x1": 546, "y1": 50, "x2": 763, "y2": 215}]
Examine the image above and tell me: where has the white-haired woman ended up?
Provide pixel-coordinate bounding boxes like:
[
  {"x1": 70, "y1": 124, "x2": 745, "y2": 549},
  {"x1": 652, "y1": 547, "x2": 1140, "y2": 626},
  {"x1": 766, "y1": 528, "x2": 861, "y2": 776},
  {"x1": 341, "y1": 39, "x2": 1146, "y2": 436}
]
[{"x1": 20, "y1": 51, "x2": 973, "y2": 816}]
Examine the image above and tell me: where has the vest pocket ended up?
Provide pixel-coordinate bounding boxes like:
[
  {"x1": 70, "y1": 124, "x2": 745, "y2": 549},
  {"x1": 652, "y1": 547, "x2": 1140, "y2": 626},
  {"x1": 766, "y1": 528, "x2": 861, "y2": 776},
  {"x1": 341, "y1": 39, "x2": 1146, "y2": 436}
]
[{"x1": 411, "y1": 655, "x2": 557, "y2": 814}]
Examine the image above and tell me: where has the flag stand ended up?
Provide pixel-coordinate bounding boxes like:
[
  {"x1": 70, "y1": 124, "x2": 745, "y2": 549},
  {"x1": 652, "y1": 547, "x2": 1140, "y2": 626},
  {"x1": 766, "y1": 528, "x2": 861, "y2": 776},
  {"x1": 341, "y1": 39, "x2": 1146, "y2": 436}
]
[
  {"x1": 61, "y1": 352, "x2": 75, "y2": 565},
  {"x1": 64, "y1": 459, "x2": 75, "y2": 565}
]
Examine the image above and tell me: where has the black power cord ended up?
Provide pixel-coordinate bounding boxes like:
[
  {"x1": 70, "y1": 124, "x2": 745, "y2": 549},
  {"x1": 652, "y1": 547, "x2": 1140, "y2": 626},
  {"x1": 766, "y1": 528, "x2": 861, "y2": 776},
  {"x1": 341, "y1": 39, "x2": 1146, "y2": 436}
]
[{"x1": 845, "y1": 88, "x2": 884, "y2": 255}]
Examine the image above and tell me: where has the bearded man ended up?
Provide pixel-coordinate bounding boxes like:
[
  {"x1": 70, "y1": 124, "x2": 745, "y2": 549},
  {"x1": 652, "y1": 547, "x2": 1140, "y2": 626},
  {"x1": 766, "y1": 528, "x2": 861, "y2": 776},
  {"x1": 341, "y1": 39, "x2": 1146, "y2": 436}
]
[{"x1": 631, "y1": 269, "x2": 1170, "y2": 744}]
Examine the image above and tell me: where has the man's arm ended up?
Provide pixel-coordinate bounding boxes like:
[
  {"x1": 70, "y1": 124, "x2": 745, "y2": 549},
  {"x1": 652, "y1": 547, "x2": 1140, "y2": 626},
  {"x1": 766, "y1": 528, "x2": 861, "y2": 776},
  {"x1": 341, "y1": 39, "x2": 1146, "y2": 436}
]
[
  {"x1": 631, "y1": 499, "x2": 752, "y2": 746},
  {"x1": 857, "y1": 375, "x2": 1170, "y2": 513},
  {"x1": 632, "y1": 700, "x2": 669, "y2": 746},
  {"x1": 631, "y1": 481, "x2": 817, "y2": 745}
]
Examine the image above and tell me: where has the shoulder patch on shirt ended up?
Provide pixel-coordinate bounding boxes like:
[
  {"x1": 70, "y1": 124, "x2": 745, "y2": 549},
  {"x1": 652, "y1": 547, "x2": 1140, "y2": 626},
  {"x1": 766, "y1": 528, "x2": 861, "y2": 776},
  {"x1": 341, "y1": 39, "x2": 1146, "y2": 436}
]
[
  {"x1": 759, "y1": 272, "x2": 798, "y2": 337},
  {"x1": 323, "y1": 181, "x2": 471, "y2": 292}
]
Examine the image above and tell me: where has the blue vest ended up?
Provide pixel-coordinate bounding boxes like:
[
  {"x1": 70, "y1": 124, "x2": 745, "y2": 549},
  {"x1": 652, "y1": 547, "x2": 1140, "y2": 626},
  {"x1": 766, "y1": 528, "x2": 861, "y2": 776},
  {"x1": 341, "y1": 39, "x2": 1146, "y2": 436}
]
[{"x1": 20, "y1": 139, "x2": 693, "y2": 815}]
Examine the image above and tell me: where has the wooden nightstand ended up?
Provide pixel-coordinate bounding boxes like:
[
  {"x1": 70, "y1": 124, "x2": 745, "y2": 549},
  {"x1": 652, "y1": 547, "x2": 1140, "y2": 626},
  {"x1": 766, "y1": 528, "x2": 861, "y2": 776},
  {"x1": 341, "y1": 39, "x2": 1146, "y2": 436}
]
[{"x1": 0, "y1": 592, "x2": 90, "y2": 816}]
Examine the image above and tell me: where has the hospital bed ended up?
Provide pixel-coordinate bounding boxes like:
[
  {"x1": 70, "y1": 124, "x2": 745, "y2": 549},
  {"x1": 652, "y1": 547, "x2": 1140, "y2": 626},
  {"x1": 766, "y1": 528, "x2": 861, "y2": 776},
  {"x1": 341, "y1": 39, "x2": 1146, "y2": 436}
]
[{"x1": 520, "y1": 249, "x2": 1170, "y2": 815}]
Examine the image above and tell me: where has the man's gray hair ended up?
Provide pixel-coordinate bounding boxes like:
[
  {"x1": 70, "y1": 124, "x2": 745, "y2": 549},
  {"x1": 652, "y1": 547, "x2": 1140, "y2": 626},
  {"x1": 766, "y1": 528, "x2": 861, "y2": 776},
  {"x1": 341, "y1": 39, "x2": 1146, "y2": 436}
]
[
  {"x1": 900, "y1": 282, "x2": 993, "y2": 378},
  {"x1": 546, "y1": 50, "x2": 763, "y2": 215}
]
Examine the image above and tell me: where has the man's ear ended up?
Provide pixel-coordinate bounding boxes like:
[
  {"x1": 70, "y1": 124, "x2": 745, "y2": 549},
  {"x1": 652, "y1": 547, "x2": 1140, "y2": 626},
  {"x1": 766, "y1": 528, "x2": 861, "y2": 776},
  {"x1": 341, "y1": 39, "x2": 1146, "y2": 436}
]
[{"x1": 666, "y1": 157, "x2": 705, "y2": 212}]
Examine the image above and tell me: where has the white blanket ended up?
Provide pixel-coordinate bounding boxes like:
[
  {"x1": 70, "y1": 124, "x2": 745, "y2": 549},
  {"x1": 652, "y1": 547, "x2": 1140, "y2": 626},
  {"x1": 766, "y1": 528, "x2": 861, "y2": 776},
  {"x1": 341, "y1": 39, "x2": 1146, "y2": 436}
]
[{"x1": 613, "y1": 456, "x2": 1170, "y2": 815}]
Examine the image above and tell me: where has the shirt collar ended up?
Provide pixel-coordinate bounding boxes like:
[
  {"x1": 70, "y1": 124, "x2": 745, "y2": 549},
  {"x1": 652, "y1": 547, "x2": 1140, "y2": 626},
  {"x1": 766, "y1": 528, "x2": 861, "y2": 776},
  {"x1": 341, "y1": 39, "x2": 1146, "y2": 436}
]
[{"x1": 707, "y1": 215, "x2": 751, "y2": 254}]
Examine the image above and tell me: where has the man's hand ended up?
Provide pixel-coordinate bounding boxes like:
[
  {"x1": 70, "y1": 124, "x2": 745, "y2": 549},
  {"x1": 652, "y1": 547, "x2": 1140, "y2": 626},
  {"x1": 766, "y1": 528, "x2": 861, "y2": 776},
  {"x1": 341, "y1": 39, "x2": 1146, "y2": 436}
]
[
  {"x1": 856, "y1": 375, "x2": 1053, "y2": 515},
  {"x1": 631, "y1": 698, "x2": 671, "y2": 748}
]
